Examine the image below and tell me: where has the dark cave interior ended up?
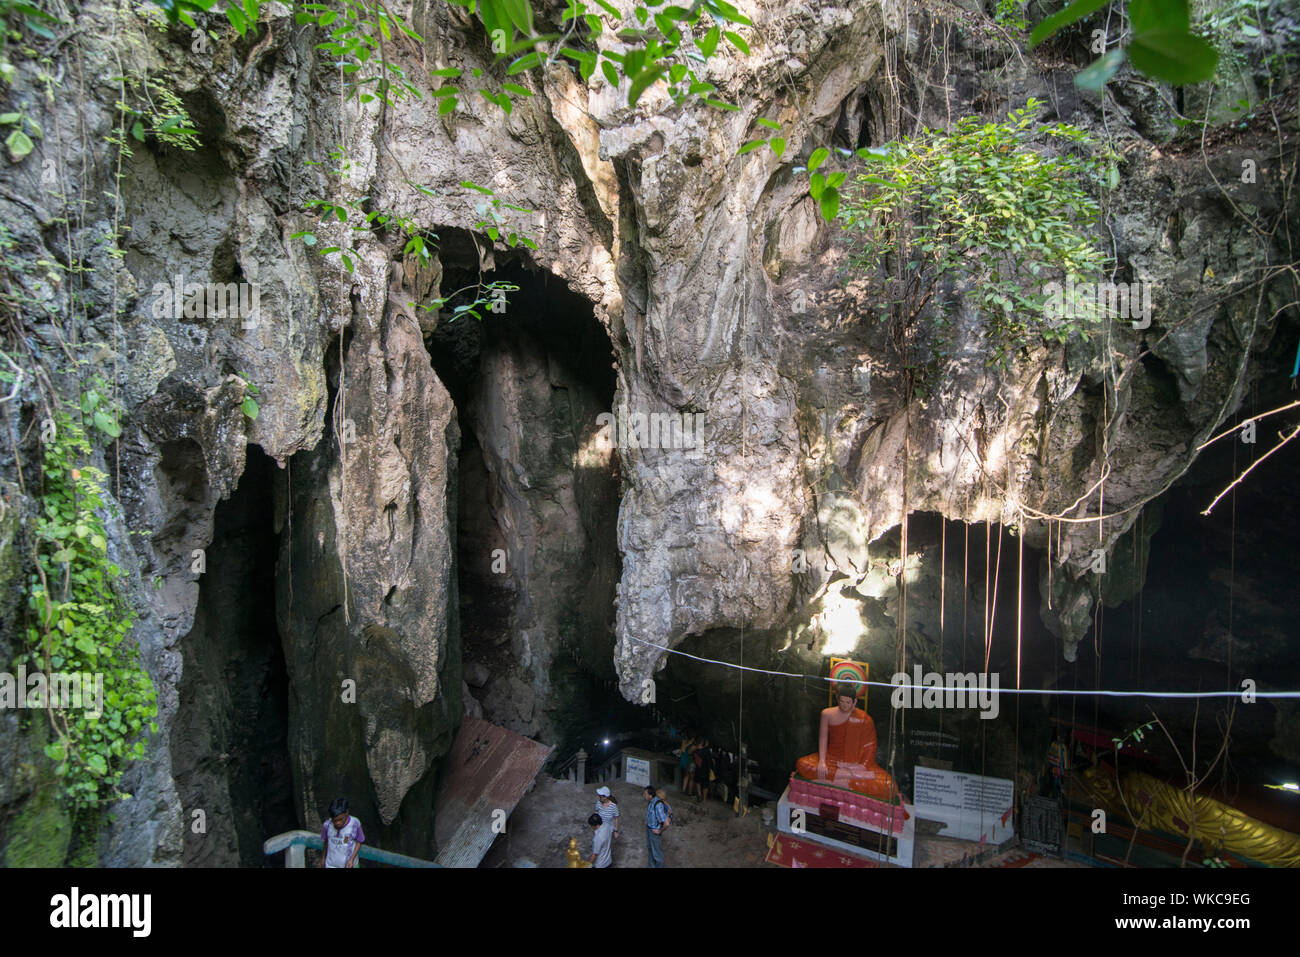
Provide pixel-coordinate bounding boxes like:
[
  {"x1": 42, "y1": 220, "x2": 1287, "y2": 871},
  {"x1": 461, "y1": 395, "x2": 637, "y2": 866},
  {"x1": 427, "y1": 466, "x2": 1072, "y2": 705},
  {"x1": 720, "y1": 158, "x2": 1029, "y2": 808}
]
[
  {"x1": 424, "y1": 232, "x2": 642, "y2": 761},
  {"x1": 170, "y1": 444, "x2": 296, "y2": 867}
]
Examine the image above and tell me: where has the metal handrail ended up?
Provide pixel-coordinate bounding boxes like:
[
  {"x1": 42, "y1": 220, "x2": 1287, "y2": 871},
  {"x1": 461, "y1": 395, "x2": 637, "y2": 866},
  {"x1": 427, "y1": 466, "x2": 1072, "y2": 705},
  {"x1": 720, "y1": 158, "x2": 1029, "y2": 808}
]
[{"x1": 263, "y1": 829, "x2": 441, "y2": 868}]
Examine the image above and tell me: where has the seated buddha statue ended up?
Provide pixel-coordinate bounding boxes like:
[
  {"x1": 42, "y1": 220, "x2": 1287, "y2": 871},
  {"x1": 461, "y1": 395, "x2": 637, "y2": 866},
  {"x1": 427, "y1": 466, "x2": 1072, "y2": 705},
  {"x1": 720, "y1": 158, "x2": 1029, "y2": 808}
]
[{"x1": 795, "y1": 683, "x2": 900, "y2": 802}]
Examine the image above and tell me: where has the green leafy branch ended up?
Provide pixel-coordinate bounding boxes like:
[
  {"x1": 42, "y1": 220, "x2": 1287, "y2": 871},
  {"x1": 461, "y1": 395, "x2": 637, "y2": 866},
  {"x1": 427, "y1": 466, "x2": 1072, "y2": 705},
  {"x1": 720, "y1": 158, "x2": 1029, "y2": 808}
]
[
  {"x1": 737, "y1": 116, "x2": 787, "y2": 161},
  {"x1": 836, "y1": 99, "x2": 1113, "y2": 368},
  {"x1": 994, "y1": 0, "x2": 1028, "y2": 33},
  {"x1": 113, "y1": 73, "x2": 202, "y2": 151},
  {"x1": 0, "y1": 106, "x2": 41, "y2": 161},
  {"x1": 801, "y1": 146, "x2": 848, "y2": 221},
  {"x1": 297, "y1": 0, "x2": 425, "y2": 106},
  {"x1": 1107, "y1": 718, "x2": 1158, "y2": 864},
  {"x1": 235, "y1": 371, "x2": 259, "y2": 419},
  {"x1": 427, "y1": 62, "x2": 537, "y2": 116},
  {"x1": 1030, "y1": 0, "x2": 1219, "y2": 91},
  {"x1": 445, "y1": 0, "x2": 753, "y2": 110},
  {"x1": 147, "y1": 0, "x2": 260, "y2": 34},
  {"x1": 1111, "y1": 719, "x2": 1156, "y2": 751},
  {"x1": 428, "y1": 278, "x2": 520, "y2": 322},
  {"x1": 461, "y1": 178, "x2": 538, "y2": 249},
  {"x1": 147, "y1": 0, "x2": 757, "y2": 115},
  {"x1": 290, "y1": 147, "x2": 441, "y2": 274},
  {"x1": 0, "y1": 0, "x2": 60, "y2": 53},
  {"x1": 79, "y1": 380, "x2": 123, "y2": 439},
  {"x1": 24, "y1": 414, "x2": 158, "y2": 808}
]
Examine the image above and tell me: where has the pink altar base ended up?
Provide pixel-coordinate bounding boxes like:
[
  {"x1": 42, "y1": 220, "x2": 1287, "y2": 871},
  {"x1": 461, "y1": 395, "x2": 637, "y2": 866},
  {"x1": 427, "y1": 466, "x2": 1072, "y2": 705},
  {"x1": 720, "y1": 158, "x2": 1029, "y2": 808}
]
[{"x1": 787, "y1": 774, "x2": 910, "y2": 835}]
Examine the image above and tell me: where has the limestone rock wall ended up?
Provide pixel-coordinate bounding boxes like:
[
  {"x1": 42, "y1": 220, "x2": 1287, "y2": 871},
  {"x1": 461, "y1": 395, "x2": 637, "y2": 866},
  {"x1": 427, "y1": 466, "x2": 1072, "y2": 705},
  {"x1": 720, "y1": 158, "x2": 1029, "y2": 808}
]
[{"x1": 0, "y1": 0, "x2": 1294, "y2": 864}]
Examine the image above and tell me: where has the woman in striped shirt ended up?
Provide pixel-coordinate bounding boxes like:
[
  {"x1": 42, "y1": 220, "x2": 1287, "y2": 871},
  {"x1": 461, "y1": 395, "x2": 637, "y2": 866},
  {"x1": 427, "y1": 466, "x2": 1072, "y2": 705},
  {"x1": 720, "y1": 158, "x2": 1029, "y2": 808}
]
[{"x1": 595, "y1": 786, "x2": 620, "y2": 840}]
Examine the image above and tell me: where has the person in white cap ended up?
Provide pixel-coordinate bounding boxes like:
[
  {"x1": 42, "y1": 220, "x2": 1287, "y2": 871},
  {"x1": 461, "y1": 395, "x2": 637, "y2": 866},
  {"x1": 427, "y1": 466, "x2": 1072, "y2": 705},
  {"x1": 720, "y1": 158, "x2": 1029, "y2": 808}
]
[{"x1": 595, "y1": 786, "x2": 620, "y2": 841}]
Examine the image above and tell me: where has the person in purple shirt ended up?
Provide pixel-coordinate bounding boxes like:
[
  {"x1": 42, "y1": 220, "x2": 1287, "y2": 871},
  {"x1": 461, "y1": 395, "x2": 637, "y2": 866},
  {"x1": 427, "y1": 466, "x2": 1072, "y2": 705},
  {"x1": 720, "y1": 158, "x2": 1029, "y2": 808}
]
[{"x1": 320, "y1": 797, "x2": 365, "y2": 868}]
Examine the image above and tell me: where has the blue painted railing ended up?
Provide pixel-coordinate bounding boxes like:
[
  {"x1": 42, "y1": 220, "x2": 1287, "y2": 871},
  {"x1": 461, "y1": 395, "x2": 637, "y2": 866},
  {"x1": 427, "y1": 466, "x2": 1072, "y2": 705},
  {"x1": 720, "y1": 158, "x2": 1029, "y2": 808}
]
[{"x1": 263, "y1": 830, "x2": 441, "y2": 868}]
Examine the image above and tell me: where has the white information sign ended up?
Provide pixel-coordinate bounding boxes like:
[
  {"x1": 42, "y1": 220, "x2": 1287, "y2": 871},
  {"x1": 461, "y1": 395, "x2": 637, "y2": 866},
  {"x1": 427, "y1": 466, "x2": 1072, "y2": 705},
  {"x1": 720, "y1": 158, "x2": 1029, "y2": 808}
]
[
  {"x1": 625, "y1": 756, "x2": 651, "y2": 787},
  {"x1": 912, "y1": 766, "x2": 1015, "y2": 843}
]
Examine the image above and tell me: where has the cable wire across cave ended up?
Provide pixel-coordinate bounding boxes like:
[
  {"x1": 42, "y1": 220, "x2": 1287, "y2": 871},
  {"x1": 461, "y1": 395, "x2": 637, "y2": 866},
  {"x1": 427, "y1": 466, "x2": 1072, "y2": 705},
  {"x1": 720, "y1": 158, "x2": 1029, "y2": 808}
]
[{"x1": 622, "y1": 634, "x2": 1300, "y2": 699}]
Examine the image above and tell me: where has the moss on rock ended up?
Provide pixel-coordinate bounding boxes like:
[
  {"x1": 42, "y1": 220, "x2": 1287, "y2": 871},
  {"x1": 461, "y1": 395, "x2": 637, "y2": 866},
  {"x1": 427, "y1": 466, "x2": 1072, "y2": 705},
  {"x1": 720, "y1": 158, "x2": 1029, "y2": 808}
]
[{"x1": 2, "y1": 772, "x2": 71, "y2": 868}]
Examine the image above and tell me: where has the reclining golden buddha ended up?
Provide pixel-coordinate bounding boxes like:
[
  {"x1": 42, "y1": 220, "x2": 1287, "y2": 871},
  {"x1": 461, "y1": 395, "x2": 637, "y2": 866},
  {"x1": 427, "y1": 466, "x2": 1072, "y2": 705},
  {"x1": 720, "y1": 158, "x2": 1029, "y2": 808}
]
[{"x1": 795, "y1": 683, "x2": 901, "y2": 802}]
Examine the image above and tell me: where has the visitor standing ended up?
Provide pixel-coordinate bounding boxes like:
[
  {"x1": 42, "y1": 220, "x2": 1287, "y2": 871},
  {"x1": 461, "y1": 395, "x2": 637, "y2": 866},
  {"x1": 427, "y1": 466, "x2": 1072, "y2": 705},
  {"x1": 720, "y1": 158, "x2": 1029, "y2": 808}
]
[
  {"x1": 712, "y1": 749, "x2": 733, "y2": 804},
  {"x1": 595, "y1": 786, "x2": 620, "y2": 841},
  {"x1": 644, "y1": 785, "x2": 671, "y2": 867},
  {"x1": 1046, "y1": 730, "x2": 1070, "y2": 800},
  {"x1": 320, "y1": 797, "x2": 364, "y2": 869},
  {"x1": 588, "y1": 812, "x2": 614, "y2": 868},
  {"x1": 693, "y1": 738, "x2": 713, "y2": 802},
  {"x1": 679, "y1": 734, "x2": 697, "y2": 794}
]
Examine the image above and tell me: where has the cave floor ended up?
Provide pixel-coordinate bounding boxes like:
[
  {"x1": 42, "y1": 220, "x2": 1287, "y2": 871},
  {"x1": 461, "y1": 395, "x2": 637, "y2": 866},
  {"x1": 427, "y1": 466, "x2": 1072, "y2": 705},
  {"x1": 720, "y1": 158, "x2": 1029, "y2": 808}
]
[
  {"x1": 479, "y1": 775, "x2": 1087, "y2": 868},
  {"x1": 480, "y1": 775, "x2": 774, "y2": 868}
]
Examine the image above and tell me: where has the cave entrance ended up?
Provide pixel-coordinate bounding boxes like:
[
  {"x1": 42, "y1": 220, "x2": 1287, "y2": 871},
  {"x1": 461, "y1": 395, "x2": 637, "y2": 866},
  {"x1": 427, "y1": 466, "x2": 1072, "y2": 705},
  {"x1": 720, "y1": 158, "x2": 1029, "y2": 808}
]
[
  {"x1": 424, "y1": 233, "x2": 636, "y2": 757},
  {"x1": 170, "y1": 445, "x2": 295, "y2": 867}
]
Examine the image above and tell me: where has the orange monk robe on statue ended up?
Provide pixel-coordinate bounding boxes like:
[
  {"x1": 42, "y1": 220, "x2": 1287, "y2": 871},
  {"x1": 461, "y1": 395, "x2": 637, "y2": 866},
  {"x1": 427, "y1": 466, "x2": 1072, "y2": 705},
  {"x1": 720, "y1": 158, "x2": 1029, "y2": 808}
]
[{"x1": 795, "y1": 693, "x2": 899, "y2": 802}]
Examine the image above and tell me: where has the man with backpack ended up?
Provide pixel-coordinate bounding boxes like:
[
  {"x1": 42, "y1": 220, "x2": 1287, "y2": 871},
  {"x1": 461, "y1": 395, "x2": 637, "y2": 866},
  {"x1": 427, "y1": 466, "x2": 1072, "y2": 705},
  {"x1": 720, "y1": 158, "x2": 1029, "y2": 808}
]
[{"x1": 643, "y1": 785, "x2": 671, "y2": 867}]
